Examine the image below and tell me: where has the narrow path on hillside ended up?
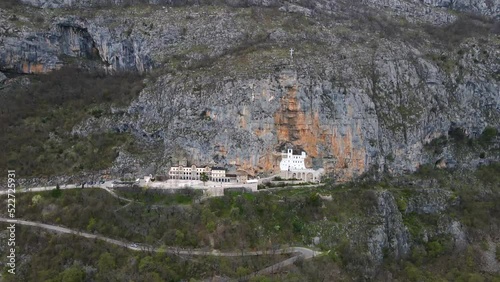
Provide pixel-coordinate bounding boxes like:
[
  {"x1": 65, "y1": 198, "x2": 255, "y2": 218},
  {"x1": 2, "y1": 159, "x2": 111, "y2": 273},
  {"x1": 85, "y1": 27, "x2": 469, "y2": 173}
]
[
  {"x1": 0, "y1": 183, "x2": 131, "y2": 202},
  {"x1": 0, "y1": 218, "x2": 322, "y2": 278}
]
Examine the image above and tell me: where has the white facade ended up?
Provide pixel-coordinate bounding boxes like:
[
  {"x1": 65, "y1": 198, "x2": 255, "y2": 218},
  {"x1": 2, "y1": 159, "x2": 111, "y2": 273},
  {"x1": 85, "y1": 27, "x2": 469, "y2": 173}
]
[
  {"x1": 211, "y1": 169, "x2": 225, "y2": 177},
  {"x1": 168, "y1": 165, "x2": 230, "y2": 182},
  {"x1": 280, "y1": 149, "x2": 306, "y2": 171},
  {"x1": 279, "y1": 149, "x2": 323, "y2": 182},
  {"x1": 169, "y1": 165, "x2": 211, "y2": 180}
]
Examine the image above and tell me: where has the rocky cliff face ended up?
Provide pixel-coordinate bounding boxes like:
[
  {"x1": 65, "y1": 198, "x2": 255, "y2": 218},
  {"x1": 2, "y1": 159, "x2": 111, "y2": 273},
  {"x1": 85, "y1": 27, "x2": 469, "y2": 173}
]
[
  {"x1": 18, "y1": 0, "x2": 500, "y2": 19},
  {"x1": 367, "y1": 191, "x2": 411, "y2": 271},
  {"x1": 361, "y1": 187, "x2": 486, "y2": 278},
  {"x1": 0, "y1": 13, "x2": 155, "y2": 73},
  {"x1": 94, "y1": 69, "x2": 379, "y2": 180},
  {"x1": 416, "y1": 0, "x2": 499, "y2": 19},
  {"x1": 301, "y1": 185, "x2": 484, "y2": 279},
  {"x1": 1, "y1": 1, "x2": 498, "y2": 179},
  {"x1": 19, "y1": 0, "x2": 282, "y2": 9}
]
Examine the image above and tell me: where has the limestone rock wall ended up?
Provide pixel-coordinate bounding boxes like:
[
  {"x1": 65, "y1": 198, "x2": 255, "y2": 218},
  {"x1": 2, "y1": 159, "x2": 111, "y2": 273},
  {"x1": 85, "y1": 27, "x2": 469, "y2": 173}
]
[
  {"x1": 19, "y1": 0, "x2": 283, "y2": 9},
  {"x1": 0, "y1": 16, "x2": 155, "y2": 74},
  {"x1": 80, "y1": 69, "x2": 379, "y2": 180},
  {"x1": 415, "y1": 0, "x2": 500, "y2": 19},
  {"x1": 18, "y1": 0, "x2": 499, "y2": 19},
  {"x1": 367, "y1": 191, "x2": 411, "y2": 273},
  {"x1": 1, "y1": 3, "x2": 498, "y2": 180}
]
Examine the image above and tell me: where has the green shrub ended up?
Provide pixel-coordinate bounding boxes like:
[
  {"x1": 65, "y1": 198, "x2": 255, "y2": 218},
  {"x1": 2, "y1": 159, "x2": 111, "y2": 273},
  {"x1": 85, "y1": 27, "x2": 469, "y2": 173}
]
[
  {"x1": 386, "y1": 153, "x2": 395, "y2": 162},
  {"x1": 404, "y1": 262, "x2": 424, "y2": 282},
  {"x1": 50, "y1": 187, "x2": 62, "y2": 198},
  {"x1": 410, "y1": 245, "x2": 427, "y2": 266},
  {"x1": 467, "y1": 273, "x2": 485, "y2": 282},
  {"x1": 60, "y1": 265, "x2": 85, "y2": 282},
  {"x1": 31, "y1": 194, "x2": 43, "y2": 205},
  {"x1": 396, "y1": 196, "x2": 408, "y2": 212},
  {"x1": 89, "y1": 108, "x2": 104, "y2": 118},
  {"x1": 426, "y1": 240, "x2": 444, "y2": 258},
  {"x1": 403, "y1": 213, "x2": 424, "y2": 238},
  {"x1": 475, "y1": 163, "x2": 500, "y2": 185},
  {"x1": 306, "y1": 193, "x2": 321, "y2": 207},
  {"x1": 478, "y1": 126, "x2": 498, "y2": 145},
  {"x1": 327, "y1": 249, "x2": 342, "y2": 264},
  {"x1": 292, "y1": 220, "x2": 304, "y2": 234}
]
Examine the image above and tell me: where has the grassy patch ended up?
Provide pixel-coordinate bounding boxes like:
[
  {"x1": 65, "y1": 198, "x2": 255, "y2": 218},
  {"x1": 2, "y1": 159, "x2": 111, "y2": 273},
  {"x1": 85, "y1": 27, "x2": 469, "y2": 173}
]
[{"x1": 115, "y1": 187, "x2": 203, "y2": 205}]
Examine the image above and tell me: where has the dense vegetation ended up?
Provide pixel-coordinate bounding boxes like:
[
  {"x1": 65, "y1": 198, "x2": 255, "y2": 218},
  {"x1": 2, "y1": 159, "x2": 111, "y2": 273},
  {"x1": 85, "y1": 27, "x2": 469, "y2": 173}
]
[
  {"x1": 1, "y1": 164, "x2": 499, "y2": 280},
  {"x1": 0, "y1": 224, "x2": 290, "y2": 281},
  {"x1": 115, "y1": 187, "x2": 204, "y2": 205},
  {"x1": 0, "y1": 67, "x2": 145, "y2": 177}
]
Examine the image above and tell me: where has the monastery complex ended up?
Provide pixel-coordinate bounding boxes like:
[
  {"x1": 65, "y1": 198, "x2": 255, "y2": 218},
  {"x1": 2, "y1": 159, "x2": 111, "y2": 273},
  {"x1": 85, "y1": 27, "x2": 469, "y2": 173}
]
[{"x1": 167, "y1": 148, "x2": 323, "y2": 184}]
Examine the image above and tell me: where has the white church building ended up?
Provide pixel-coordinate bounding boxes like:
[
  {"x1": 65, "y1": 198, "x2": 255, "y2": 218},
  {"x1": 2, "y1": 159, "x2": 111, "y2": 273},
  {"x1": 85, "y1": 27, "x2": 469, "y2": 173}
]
[
  {"x1": 279, "y1": 149, "x2": 323, "y2": 182},
  {"x1": 280, "y1": 149, "x2": 307, "y2": 171}
]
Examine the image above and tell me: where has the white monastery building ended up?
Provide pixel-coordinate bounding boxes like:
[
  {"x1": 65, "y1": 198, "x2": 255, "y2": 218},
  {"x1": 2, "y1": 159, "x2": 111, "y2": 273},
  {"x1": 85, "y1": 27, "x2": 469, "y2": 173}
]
[
  {"x1": 168, "y1": 165, "x2": 250, "y2": 183},
  {"x1": 169, "y1": 165, "x2": 230, "y2": 182},
  {"x1": 280, "y1": 149, "x2": 307, "y2": 171},
  {"x1": 279, "y1": 149, "x2": 323, "y2": 182}
]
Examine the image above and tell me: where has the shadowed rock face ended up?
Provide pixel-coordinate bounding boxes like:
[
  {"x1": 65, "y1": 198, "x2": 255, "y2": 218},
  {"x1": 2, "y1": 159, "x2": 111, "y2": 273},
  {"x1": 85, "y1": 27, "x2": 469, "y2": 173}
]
[
  {"x1": 57, "y1": 22, "x2": 99, "y2": 59},
  {"x1": 0, "y1": 33, "x2": 61, "y2": 74},
  {"x1": 0, "y1": 16, "x2": 154, "y2": 74}
]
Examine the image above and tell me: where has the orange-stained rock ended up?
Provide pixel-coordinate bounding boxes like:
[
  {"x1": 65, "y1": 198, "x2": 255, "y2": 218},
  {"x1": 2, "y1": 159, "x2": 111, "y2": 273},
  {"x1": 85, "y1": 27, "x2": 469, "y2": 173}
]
[
  {"x1": 22, "y1": 62, "x2": 46, "y2": 74},
  {"x1": 274, "y1": 85, "x2": 320, "y2": 158},
  {"x1": 269, "y1": 72, "x2": 366, "y2": 181}
]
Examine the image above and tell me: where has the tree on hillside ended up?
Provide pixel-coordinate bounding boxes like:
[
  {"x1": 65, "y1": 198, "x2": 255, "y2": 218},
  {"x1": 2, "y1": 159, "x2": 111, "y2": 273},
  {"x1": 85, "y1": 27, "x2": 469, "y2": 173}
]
[
  {"x1": 51, "y1": 184, "x2": 62, "y2": 198},
  {"x1": 200, "y1": 172, "x2": 209, "y2": 186},
  {"x1": 31, "y1": 195, "x2": 42, "y2": 206}
]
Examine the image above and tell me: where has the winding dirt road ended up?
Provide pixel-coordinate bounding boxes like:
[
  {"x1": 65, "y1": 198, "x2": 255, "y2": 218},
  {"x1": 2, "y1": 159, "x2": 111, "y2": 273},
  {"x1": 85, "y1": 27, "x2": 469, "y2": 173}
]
[{"x1": 0, "y1": 218, "x2": 322, "y2": 277}]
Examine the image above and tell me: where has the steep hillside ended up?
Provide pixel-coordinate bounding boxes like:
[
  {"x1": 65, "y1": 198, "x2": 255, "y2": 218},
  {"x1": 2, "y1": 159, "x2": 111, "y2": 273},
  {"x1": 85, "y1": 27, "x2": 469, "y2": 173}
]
[{"x1": 1, "y1": 166, "x2": 499, "y2": 280}]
